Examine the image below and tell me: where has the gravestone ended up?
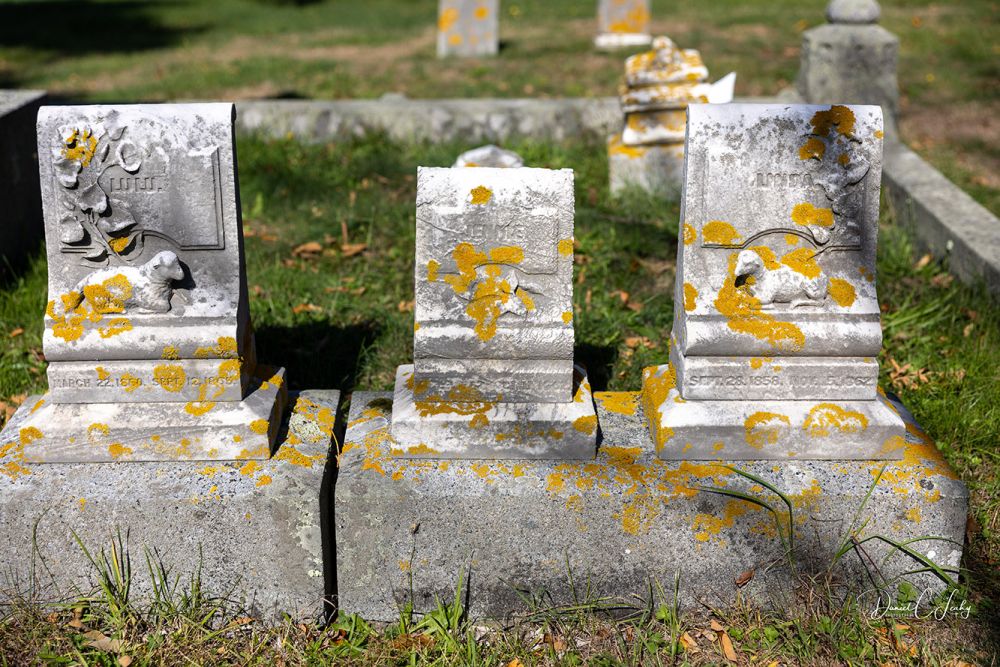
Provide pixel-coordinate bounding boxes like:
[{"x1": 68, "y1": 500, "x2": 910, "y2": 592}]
[
  {"x1": 0, "y1": 103, "x2": 337, "y2": 619},
  {"x1": 642, "y1": 102, "x2": 905, "y2": 459},
  {"x1": 0, "y1": 90, "x2": 46, "y2": 276},
  {"x1": 390, "y1": 166, "x2": 597, "y2": 458},
  {"x1": 609, "y1": 37, "x2": 735, "y2": 198},
  {"x1": 594, "y1": 0, "x2": 652, "y2": 50},
  {"x1": 437, "y1": 0, "x2": 499, "y2": 58},
  {"x1": 0, "y1": 104, "x2": 286, "y2": 461},
  {"x1": 797, "y1": 0, "x2": 899, "y2": 139},
  {"x1": 453, "y1": 144, "x2": 524, "y2": 168}
]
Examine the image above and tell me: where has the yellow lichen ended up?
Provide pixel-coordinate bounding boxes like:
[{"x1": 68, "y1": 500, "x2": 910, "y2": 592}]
[
  {"x1": 714, "y1": 253, "x2": 805, "y2": 351},
  {"x1": 153, "y1": 364, "x2": 186, "y2": 393},
  {"x1": 470, "y1": 185, "x2": 493, "y2": 205},
  {"x1": 781, "y1": 247, "x2": 822, "y2": 279},
  {"x1": 595, "y1": 391, "x2": 640, "y2": 416},
  {"x1": 798, "y1": 137, "x2": 826, "y2": 160},
  {"x1": 572, "y1": 415, "x2": 597, "y2": 435},
  {"x1": 108, "y1": 443, "x2": 132, "y2": 459},
  {"x1": 249, "y1": 419, "x2": 270, "y2": 435},
  {"x1": 744, "y1": 412, "x2": 791, "y2": 449},
  {"x1": 557, "y1": 238, "x2": 574, "y2": 257},
  {"x1": 803, "y1": 403, "x2": 868, "y2": 437},
  {"x1": 682, "y1": 223, "x2": 697, "y2": 245},
  {"x1": 828, "y1": 277, "x2": 856, "y2": 307},
  {"x1": 791, "y1": 202, "x2": 834, "y2": 228},
  {"x1": 683, "y1": 282, "x2": 698, "y2": 312},
  {"x1": 809, "y1": 105, "x2": 856, "y2": 138},
  {"x1": 702, "y1": 220, "x2": 742, "y2": 245}
]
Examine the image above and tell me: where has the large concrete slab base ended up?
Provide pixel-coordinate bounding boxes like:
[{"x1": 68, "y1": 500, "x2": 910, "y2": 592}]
[
  {"x1": 336, "y1": 390, "x2": 965, "y2": 621},
  {"x1": 0, "y1": 390, "x2": 339, "y2": 621}
]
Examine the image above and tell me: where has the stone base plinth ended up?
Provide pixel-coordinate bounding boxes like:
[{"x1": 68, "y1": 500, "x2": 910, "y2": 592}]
[
  {"x1": 0, "y1": 390, "x2": 339, "y2": 621},
  {"x1": 608, "y1": 136, "x2": 685, "y2": 200},
  {"x1": 0, "y1": 367, "x2": 287, "y2": 463},
  {"x1": 594, "y1": 33, "x2": 652, "y2": 50},
  {"x1": 389, "y1": 364, "x2": 598, "y2": 459},
  {"x1": 336, "y1": 391, "x2": 965, "y2": 620},
  {"x1": 642, "y1": 364, "x2": 905, "y2": 460}
]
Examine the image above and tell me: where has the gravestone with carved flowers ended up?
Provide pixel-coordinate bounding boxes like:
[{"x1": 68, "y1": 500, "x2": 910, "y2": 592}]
[
  {"x1": 642, "y1": 102, "x2": 906, "y2": 459},
  {"x1": 0, "y1": 104, "x2": 338, "y2": 620}
]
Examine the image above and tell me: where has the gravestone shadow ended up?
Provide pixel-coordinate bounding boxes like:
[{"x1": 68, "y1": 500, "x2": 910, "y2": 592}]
[{"x1": 574, "y1": 342, "x2": 618, "y2": 392}]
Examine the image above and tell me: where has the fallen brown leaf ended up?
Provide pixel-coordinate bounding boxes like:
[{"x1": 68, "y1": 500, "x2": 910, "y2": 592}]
[
  {"x1": 9, "y1": 327, "x2": 24, "y2": 338},
  {"x1": 118, "y1": 657, "x2": 133, "y2": 667},
  {"x1": 720, "y1": 631, "x2": 738, "y2": 662},
  {"x1": 680, "y1": 632, "x2": 699, "y2": 653},
  {"x1": 507, "y1": 659, "x2": 525, "y2": 667},
  {"x1": 398, "y1": 300, "x2": 414, "y2": 313},
  {"x1": 963, "y1": 323, "x2": 975, "y2": 338},
  {"x1": 931, "y1": 273, "x2": 953, "y2": 288},
  {"x1": 626, "y1": 300, "x2": 644, "y2": 313},
  {"x1": 710, "y1": 620, "x2": 725, "y2": 632},
  {"x1": 734, "y1": 569, "x2": 754, "y2": 587},
  {"x1": 610, "y1": 289, "x2": 630, "y2": 304},
  {"x1": 292, "y1": 241, "x2": 323, "y2": 258},
  {"x1": 914, "y1": 253, "x2": 932, "y2": 270},
  {"x1": 341, "y1": 242, "x2": 367, "y2": 258},
  {"x1": 292, "y1": 303, "x2": 322, "y2": 315},
  {"x1": 82, "y1": 629, "x2": 122, "y2": 653},
  {"x1": 9, "y1": 394, "x2": 26, "y2": 407}
]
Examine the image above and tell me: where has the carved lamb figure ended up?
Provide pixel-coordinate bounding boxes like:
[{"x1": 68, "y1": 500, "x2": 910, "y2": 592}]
[
  {"x1": 59, "y1": 250, "x2": 185, "y2": 315},
  {"x1": 735, "y1": 249, "x2": 828, "y2": 308}
]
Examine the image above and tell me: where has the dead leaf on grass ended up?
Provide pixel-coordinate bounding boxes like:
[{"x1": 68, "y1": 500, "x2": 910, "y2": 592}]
[
  {"x1": 914, "y1": 253, "x2": 932, "y2": 270},
  {"x1": 398, "y1": 300, "x2": 414, "y2": 313},
  {"x1": 292, "y1": 303, "x2": 322, "y2": 314},
  {"x1": 82, "y1": 629, "x2": 122, "y2": 653},
  {"x1": 341, "y1": 242, "x2": 367, "y2": 258},
  {"x1": 9, "y1": 327, "x2": 24, "y2": 338},
  {"x1": 720, "y1": 631, "x2": 738, "y2": 662},
  {"x1": 735, "y1": 569, "x2": 754, "y2": 587},
  {"x1": 680, "y1": 632, "x2": 699, "y2": 653},
  {"x1": 292, "y1": 241, "x2": 323, "y2": 258}
]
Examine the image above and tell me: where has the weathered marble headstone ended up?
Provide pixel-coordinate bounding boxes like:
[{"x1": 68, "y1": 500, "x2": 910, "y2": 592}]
[
  {"x1": 0, "y1": 90, "x2": 46, "y2": 276},
  {"x1": 0, "y1": 104, "x2": 286, "y2": 462},
  {"x1": 594, "y1": 0, "x2": 652, "y2": 50},
  {"x1": 437, "y1": 0, "x2": 499, "y2": 58},
  {"x1": 609, "y1": 37, "x2": 735, "y2": 199},
  {"x1": 642, "y1": 103, "x2": 905, "y2": 459},
  {"x1": 797, "y1": 0, "x2": 899, "y2": 138},
  {"x1": 389, "y1": 166, "x2": 598, "y2": 458},
  {"x1": 453, "y1": 144, "x2": 524, "y2": 168}
]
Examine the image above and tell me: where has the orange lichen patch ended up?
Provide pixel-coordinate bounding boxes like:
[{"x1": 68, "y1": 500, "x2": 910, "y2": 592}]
[
  {"x1": 744, "y1": 412, "x2": 791, "y2": 449},
  {"x1": 108, "y1": 236, "x2": 130, "y2": 253},
  {"x1": 573, "y1": 415, "x2": 598, "y2": 435},
  {"x1": 683, "y1": 282, "x2": 698, "y2": 312},
  {"x1": 438, "y1": 6, "x2": 459, "y2": 30},
  {"x1": 0, "y1": 426, "x2": 41, "y2": 479},
  {"x1": 785, "y1": 234, "x2": 799, "y2": 246},
  {"x1": 198, "y1": 465, "x2": 221, "y2": 477},
  {"x1": 153, "y1": 364, "x2": 186, "y2": 393},
  {"x1": 859, "y1": 266, "x2": 875, "y2": 282},
  {"x1": 515, "y1": 287, "x2": 536, "y2": 312},
  {"x1": 98, "y1": 317, "x2": 132, "y2": 339},
  {"x1": 749, "y1": 357, "x2": 770, "y2": 370},
  {"x1": 294, "y1": 396, "x2": 336, "y2": 439},
  {"x1": 469, "y1": 413, "x2": 489, "y2": 429},
  {"x1": 692, "y1": 499, "x2": 755, "y2": 544},
  {"x1": 249, "y1": 419, "x2": 270, "y2": 435},
  {"x1": 86, "y1": 423, "x2": 110, "y2": 444},
  {"x1": 78, "y1": 498, "x2": 86, "y2": 511},
  {"x1": 874, "y1": 130, "x2": 884, "y2": 139},
  {"x1": 781, "y1": 247, "x2": 822, "y2": 279},
  {"x1": 595, "y1": 391, "x2": 640, "y2": 416},
  {"x1": 29, "y1": 398, "x2": 45, "y2": 414},
  {"x1": 562, "y1": 311, "x2": 573, "y2": 324},
  {"x1": 608, "y1": 135, "x2": 647, "y2": 158},
  {"x1": 809, "y1": 105, "x2": 856, "y2": 138},
  {"x1": 274, "y1": 443, "x2": 326, "y2": 468},
  {"x1": 108, "y1": 442, "x2": 132, "y2": 459},
  {"x1": 62, "y1": 127, "x2": 98, "y2": 166},
  {"x1": 799, "y1": 137, "x2": 826, "y2": 161},
  {"x1": 194, "y1": 336, "x2": 239, "y2": 359},
  {"x1": 641, "y1": 364, "x2": 676, "y2": 452},
  {"x1": 714, "y1": 254, "x2": 805, "y2": 351},
  {"x1": 120, "y1": 373, "x2": 141, "y2": 393},
  {"x1": 255, "y1": 475, "x2": 272, "y2": 487},
  {"x1": 240, "y1": 460, "x2": 262, "y2": 477},
  {"x1": 470, "y1": 185, "x2": 493, "y2": 205},
  {"x1": 904, "y1": 506, "x2": 922, "y2": 523},
  {"x1": 682, "y1": 223, "x2": 697, "y2": 245},
  {"x1": 441, "y1": 242, "x2": 529, "y2": 342},
  {"x1": 185, "y1": 398, "x2": 216, "y2": 417},
  {"x1": 389, "y1": 443, "x2": 440, "y2": 457},
  {"x1": 473, "y1": 5, "x2": 488, "y2": 19},
  {"x1": 803, "y1": 404, "x2": 868, "y2": 437},
  {"x1": 702, "y1": 221, "x2": 742, "y2": 245},
  {"x1": 557, "y1": 238, "x2": 574, "y2": 257},
  {"x1": 791, "y1": 202, "x2": 834, "y2": 228},
  {"x1": 838, "y1": 153, "x2": 850, "y2": 167},
  {"x1": 161, "y1": 345, "x2": 180, "y2": 360},
  {"x1": 426, "y1": 259, "x2": 440, "y2": 282},
  {"x1": 546, "y1": 473, "x2": 566, "y2": 492},
  {"x1": 749, "y1": 245, "x2": 780, "y2": 270},
  {"x1": 828, "y1": 277, "x2": 856, "y2": 307}
]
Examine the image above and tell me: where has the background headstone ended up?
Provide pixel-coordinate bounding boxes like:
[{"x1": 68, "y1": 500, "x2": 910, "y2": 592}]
[
  {"x1": 642, "y1": 103, "x2": 905, "y2": 459},
  {"x1": 453, "y1": 144, "x2": 524, "y2": 168},
  {"x1": 609, "y1": 37, "x2": 735, "y2": 199},
  {"x1": 437, "y1": 0, "x2": 499, "y2": 58},
  {"x1": 594, "y1": 0, "x2": 652, "y2": 50},
  {"x1": 0, "y1": 90, "x2": 46, "y2": 277},
  {"x1": 797, "y1": 0, "x2": 899, "y2": 139}
]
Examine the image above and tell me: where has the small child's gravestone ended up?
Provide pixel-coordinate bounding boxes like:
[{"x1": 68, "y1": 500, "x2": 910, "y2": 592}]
[
  {"x1": 437, "y1": 0, "x2": 499, "y2": 58},
  {"x1": 594, "y1": 0, "x2": 651, "y2": 50}
]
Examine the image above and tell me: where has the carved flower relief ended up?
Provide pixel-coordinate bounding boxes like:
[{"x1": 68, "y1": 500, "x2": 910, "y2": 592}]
[{"x1": 51, "y1": 114, "x2": 145, "y2": 263}]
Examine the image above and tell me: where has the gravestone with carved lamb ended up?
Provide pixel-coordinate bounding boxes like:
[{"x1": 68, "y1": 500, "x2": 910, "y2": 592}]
[
  {"x1": 0, "y1": 104, "x2": 338, "y2": 620},
  {"x1": 642, "y1": 102, "x2": 906, "y2": 459}
]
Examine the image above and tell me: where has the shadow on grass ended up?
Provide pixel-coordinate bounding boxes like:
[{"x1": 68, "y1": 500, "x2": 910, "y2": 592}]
[
  {"x1": 0, "y1": 0, "x2": 200, "y2": 57},
  {"x1": 255, "y1": 320, "x2": 379, "y2": 394},
  {"x1": 575, "y1": 343, "x2": 618, "y2": 392}
]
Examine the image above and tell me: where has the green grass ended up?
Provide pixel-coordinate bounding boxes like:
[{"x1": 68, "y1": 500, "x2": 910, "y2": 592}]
[
  {"x1": 0, "y1": 0, "x2": 996, "y2": 213},
  {"x1": 1, "y1": 132, "x2": 999, "y2": 663}
]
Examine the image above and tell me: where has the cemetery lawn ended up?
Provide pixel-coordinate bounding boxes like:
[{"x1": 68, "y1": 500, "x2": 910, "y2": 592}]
[
  {"x1": 0, "y1": 0, "x2": 997, "y2": 215},
  {"x1": 2, "y1": 132, "x2": 999, "y2": 664}
]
